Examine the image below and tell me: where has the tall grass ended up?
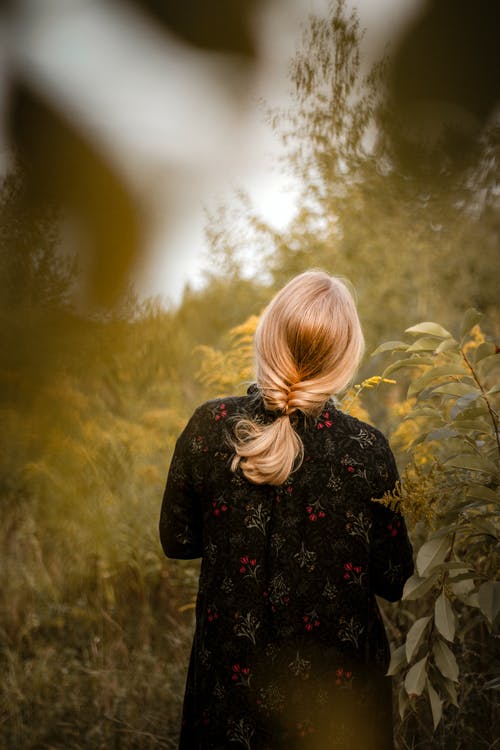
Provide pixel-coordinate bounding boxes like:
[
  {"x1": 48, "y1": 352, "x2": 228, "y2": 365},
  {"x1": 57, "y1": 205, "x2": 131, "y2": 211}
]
[{"x1": 1, "y1": 486, "x2": 199, "y2": 749}]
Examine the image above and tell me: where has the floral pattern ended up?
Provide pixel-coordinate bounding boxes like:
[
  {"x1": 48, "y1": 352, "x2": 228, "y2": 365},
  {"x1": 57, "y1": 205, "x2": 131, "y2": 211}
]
[{"x1": 160, "y1": 384, "x2": 414, "y2": 749}]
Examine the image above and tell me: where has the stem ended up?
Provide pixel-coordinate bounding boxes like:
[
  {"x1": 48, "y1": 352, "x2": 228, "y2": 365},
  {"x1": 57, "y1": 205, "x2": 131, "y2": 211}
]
[{"x1": 460, "y1": 349, "x2": 500, "y2": 460}]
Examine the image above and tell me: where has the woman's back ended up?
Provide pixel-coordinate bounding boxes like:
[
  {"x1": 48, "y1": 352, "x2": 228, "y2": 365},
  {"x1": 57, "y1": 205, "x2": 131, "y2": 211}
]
[{"x1": 160, "y1": 385, "x2": 414, "y2": 749}]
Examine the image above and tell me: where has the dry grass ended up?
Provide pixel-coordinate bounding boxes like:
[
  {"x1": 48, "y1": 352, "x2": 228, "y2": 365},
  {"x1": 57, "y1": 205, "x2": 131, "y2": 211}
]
[{"x1": 0, "y1": 497, "x2": 198, "y2": 750}]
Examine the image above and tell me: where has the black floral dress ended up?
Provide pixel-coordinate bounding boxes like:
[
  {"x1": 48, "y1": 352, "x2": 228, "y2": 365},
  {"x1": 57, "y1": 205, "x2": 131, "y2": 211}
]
[{"x1": 160, "y1": 385, "x2": 414, "y2": 750}]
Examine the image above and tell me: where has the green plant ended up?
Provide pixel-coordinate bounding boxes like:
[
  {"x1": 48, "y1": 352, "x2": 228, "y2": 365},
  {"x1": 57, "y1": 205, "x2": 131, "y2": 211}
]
[{"x1": 372, "y1": 310, "x2": 499, "y2": 734}]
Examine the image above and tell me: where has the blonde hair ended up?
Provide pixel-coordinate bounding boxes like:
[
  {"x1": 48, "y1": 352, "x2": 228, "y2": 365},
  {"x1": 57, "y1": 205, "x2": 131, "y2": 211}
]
[{"x1": 231, "y1": 270, "x2": 365, "y2": 485}]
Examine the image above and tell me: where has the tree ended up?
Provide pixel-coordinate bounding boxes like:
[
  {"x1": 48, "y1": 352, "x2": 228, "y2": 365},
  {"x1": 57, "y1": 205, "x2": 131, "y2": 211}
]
[{"x1": 201, "y1": 0, "x2": 499, "y2": 355}]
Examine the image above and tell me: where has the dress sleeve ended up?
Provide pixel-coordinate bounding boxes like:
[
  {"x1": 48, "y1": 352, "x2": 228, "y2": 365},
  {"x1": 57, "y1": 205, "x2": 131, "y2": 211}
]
[
  {"x1": 159, "y1": 407, "x2": 204, "y2": 559},
  {"x1": 369, "y1": 435, "x2": 414, "y2": 602}
]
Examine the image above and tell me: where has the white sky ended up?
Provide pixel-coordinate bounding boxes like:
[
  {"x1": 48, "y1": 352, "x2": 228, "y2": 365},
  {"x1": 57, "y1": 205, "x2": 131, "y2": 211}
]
[{"x1": 4, "y1": 0, "x2": 424, "y2": 306}]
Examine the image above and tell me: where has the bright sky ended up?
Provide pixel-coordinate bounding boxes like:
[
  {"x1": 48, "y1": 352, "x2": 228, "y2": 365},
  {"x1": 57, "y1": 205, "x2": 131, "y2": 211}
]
[{"x1": 4, "y1": 0, "x2": 424, "y2": 306}]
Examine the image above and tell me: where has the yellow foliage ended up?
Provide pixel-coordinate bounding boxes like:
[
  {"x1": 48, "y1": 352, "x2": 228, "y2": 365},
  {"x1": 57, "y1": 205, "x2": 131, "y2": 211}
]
[
  {"x1": 142, "y1": 408, "x2": 184, "y2": 432},
  {"x1": 196, "y1": 314, "x2": 259, "y2": 395},
  {"x1": 375, "y1": 460, "x2": 445, "y2": 526},
  {"x1": 339, "y1": 389, "x2": 371, "y2": 422},
  {"x1": 340, "y1": 376, "x2": 396, "y2": 422},
  {"x1": 138, "y1": 464, "x2": 162, "y2": 484},
  {"x1": 390, "y1": 398, "x2": 419, "y2": 453},
  {"x1": 462, "y1": 323, "x2": 485, "y2": 355},
  {"x1": 41, "y1": 375, "x2": 90, "y2": 415}
]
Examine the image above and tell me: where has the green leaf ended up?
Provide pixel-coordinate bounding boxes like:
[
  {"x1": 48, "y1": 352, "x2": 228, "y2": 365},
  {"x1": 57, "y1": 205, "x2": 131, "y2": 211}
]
[
  {"x1": 451, "y1": 399, "x2": 489, "y2": 420},
  {"x1": 477, "y1": 353, "x2": 500, "y2": 377},
  {"x1": 474, "y1": 342, "x2": 496, "y2": 363},
  {"x1": 443, "y1": 453, "x2": 498, "y2": 475},
  {"x1": 410, "y1": 422, "x2": 446, "y2": 446},
  {"x1": 478, "y1": 581, "x2": 500, "y2": 625},
  {"x1": 387, "y1": 644, "x2": 407, "y2": 676},
  {"x1": 382, "y1": 357, "x2": 435, "y2": 378},
  {"x1": 403, "y1": 573, "x2": 439, "y2": 601},
  {"x1": 405, "y1": 655, "x2": 428, "y2": 697},
  {"x1": 371, "y1": 341, "x2": 409, "y2": 356},
  {"x1": 406, "y1": 616, "x2": 432, "y2": 662},
  {"x1": 460, "y1": 308, "x2": 483, "y2": 340},
  {"x1": 447, "y1": 565, "x2": 474, "y2": 579},
  {"x1": 435, "y1": 591, "x2": 456, "y2": 641},
  {"x1": 436, "y1": 338, "x2": 459, "y2": 354},
  {"x1": 483, "y1": 676, "x2": 500, "y2": 690},
  {"x1": 424, "y1": 427, "x2": 458, "y2": 442},
  {"x1": 426, "y1": 678, "x2": 443, "y2": 730},
  {"x1": 433, "y1": 638, "x2": 459, "y2": 682},
  {"x1": 416, "y1": 536, "x2": 450, "y2": 577},
  {"x1": 399, "y1": 685, "x2": 410, "y2": 720},
  {"x1": 450, "y1": 391, "x2": 486, "y2": 420},
  {"x1": 405, "y1": 322, "x2": 453, "y2": 339},
  {"x1": 407, "y1": 337, "x2": 441, "y2": 352},
  {"x1": 432, "y1": 561, "x2": 472, "y2": 574},
  {"x1": 486, "y1": 383, "x2": 500, "y2": 396},
  {"x1": 430, "y1": 383, "x2": 479, "y2": 398},
  {"x1": 440, "y1": 677, "x2": 459, "y2": 707},
  {"x1": 405, "y1": 406, "x2": 442, "y2": 419},
  {"x1": 470, "y1": 518, "x2": 499, "y2": 539},
  {"x1": 451, "y1": 577, "x2": 476, "y2": 599},
  {"x1": 460, "y1": 591, "x2": 480, "y2": 610},
  {"x1": 407, "y1": 365, "x2": 468, "y2": 397},
  {"x1": 466, "y1": 485, "x2": 499, "y2": 502},
  {"x1": 452, "y1": 419, "x2": 490, "y2": 432}
]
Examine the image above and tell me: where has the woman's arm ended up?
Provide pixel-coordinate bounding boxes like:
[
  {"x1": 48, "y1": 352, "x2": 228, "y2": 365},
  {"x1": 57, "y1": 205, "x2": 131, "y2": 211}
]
[
  {"x1": 369, "y1": 435, "x2": 414, "y2": 602},
  {"x1": 159, "y1": 406, "x2": 204, "y2": 559}
]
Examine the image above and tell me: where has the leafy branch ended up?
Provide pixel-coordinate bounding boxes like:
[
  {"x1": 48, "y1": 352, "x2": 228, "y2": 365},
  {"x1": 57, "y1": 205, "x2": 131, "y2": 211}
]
[{"x1": 374, "y1": 308, "x2": 499, "y2": 731}]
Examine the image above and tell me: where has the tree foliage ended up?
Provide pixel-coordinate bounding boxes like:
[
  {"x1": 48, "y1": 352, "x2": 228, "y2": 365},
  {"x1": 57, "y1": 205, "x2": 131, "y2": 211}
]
[{"x1": 203, "y1": 1, "x2": 499, "y2": 353}]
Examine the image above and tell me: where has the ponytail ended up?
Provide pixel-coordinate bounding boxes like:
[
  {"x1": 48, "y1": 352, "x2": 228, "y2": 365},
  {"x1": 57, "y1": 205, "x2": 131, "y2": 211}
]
[{"x1": 231, "y1": 270, "x2": 364, "y2": 485}]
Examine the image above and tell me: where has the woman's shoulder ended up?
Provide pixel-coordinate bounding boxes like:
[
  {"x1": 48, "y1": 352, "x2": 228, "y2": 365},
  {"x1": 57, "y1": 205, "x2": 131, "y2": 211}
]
[
  {"x1": 188, "y1": 385, "x2": 259, "y2": 423},
  {"x1": 324, "y1": 398, "x2": 391, "y2": 447}
]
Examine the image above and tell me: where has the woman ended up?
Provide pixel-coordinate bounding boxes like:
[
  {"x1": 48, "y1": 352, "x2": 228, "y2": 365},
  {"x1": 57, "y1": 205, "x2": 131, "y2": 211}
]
[{"x1": 160, "y1": 270, "x2": 414, "y2": 749}]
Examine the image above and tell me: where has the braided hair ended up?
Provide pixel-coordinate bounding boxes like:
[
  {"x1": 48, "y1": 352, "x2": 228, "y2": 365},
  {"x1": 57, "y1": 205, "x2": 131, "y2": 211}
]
[{"x1": 230, "y1": 270, "x2": 365, "y2": 485}]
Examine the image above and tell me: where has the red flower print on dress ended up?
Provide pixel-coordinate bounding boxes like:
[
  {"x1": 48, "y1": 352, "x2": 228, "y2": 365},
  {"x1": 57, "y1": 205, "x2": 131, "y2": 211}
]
[
  {"x1": 206, "y1": 605, "x2": 219, "y2": 623},
  {"x1": 214, "y1": 403, "x2": 228, "y2": 421},
  {"x1": 239, "y1": 555, "x2": 260, "y2": 581},
  {"x1": 316, "y1": 410, "x2": 333, "y2": 429},
  {"x1": 387, "y1": 518, "x2": 402, "y2": 536},
  {"x1": 211, "y1": 496, "x2": 229, "y2": 516},
  {"x1": 305, "y1": 498, "x2": 326, "y2": 522},
  {"x1": 303, "y1": 609, "x2": 321, "y2": 632},
  {"x1": 343, "y1": 562, "x2": 365, "y2": 585},
  {"x1": 231, "y1": 663, "x2": 252, "y2": 687},
  {"x1": 334, "y1": 666, "x2": 354, "y2": 687}
]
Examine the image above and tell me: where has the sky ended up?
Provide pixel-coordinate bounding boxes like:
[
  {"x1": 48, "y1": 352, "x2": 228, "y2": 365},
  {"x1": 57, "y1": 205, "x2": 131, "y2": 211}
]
[{"x1": 3, "y1": 0, "x2": 424, "y2": 306}]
